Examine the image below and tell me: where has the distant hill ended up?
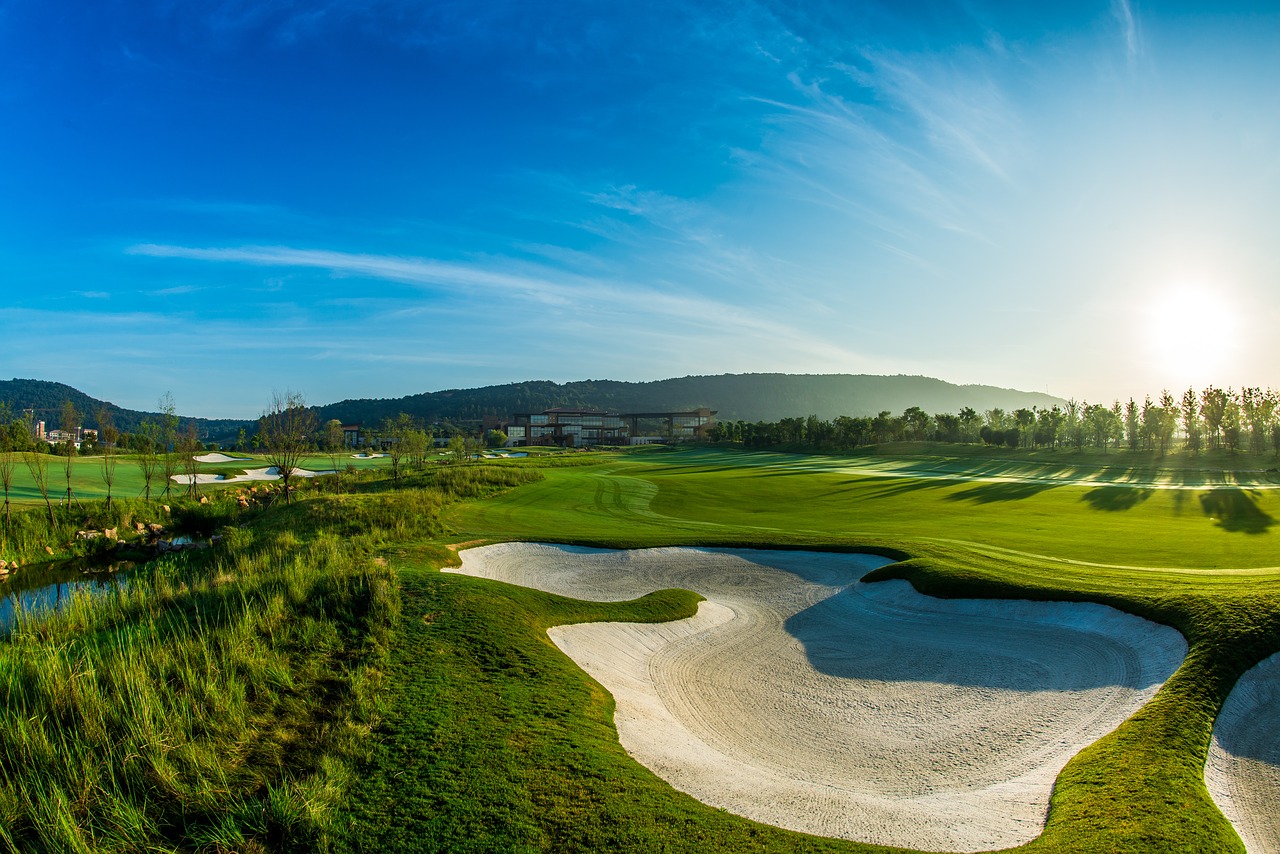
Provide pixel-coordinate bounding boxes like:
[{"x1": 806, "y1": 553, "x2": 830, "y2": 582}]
[
  {"x1": 0, "y1": 379, "x2": 253, "y2": 443},
  {"x1": 2, "y1": 374, "x2": 1067, "y2": 443},
  {"x1": 314, "y1": 374, "x2": 1067, "y2": 426}
]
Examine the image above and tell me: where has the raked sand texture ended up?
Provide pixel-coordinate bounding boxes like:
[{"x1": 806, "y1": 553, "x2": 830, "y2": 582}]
[
  {"x1": 452, "y1": 543, "x2": 1187, "y2": 852},
  {"x1": 1207, "y1": 651, "x2": 1280, "y2": 852}
]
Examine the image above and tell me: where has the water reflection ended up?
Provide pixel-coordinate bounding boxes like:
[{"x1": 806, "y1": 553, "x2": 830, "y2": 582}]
[{"x1": 0, "y1": 554, "x2": 137, "y2": 632}]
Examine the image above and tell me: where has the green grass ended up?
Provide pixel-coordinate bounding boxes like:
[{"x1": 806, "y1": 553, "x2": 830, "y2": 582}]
[
  {"x1": 391, "y1": 444, "x2": 1280, "y2": 853},
  {"x1": 8, "y1": 444, "x2": 1280, "y2": 851},
  {"x1": 0, "y1": 464, "x2": 545, "y2": 853}
]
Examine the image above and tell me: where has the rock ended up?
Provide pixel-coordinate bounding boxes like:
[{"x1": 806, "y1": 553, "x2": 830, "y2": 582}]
[
  {"x1": 76, "y1": 530, "x2": 102, "y2": 541},
  {"x1": 199, "y1": 496, "x2": 209, "y2": 504},
  {"x1": 162, "y1": 505, "x2": 170, "y2": 514},
  {"x1": 148, "y1": 523, "x2": 164, "y2": 535},
  {"x1": 105, "y1": 527, "x2": 118, "y2": 540},
  {"x1": 135, "y1": 522, "x2": 146, "y2": 533},
  {"x1": 0, "y1": 560, "x2": 7, "y2": 570},
  {"x1": 45, "y1": 546, "x2": 54, "y2": 555}
]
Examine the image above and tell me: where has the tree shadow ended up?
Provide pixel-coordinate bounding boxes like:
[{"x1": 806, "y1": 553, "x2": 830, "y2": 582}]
[
  {"x1": 942, "y1": 480, "x2": 1057, "y2": 504},
  {"x1": 1200, "y1": 489, "x2": 1275, "y2": 534},
  {"x1": 1081, "y1": 486, "x2": 1152, "y2": 512}
]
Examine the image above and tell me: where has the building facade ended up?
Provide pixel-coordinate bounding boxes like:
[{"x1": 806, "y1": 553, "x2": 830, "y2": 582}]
[{"x1": 509, "y1": 407, "x2": 715, "y2": 448}]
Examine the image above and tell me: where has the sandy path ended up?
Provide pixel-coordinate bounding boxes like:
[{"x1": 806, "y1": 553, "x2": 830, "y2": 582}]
[
  {"x1": 1207, "y1": 652, "x2": 1280, "y2": 852},
  {"x1": 452, "y1": 543, "x2": 1185, "y2": 852}
]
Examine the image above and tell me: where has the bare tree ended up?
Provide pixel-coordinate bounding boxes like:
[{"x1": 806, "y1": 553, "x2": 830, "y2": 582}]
[
  {"x1": 179, "y1": 422, "x2": 202, "y2": 499},
  {"x1": 136, "y1": 420, "x2": 161, "y2": 501},
  {"x1": 381, "y1": 413, "x2": 417, "y2": 483},
  {"x1": 0, "y1": 404, "x2": 17, "y2": 532},
  {"x1": 97, "y1": 406, "x2": 119, "y2": 511},
  {"x1": 159, "y1": 393, "x2": 179, "y2": 499},
  {"x1": 25, "y1": 448, "x2": 54, "y2": 525},
  {"x1": 59, "y1": 400, "x2": 80, "y2": 509},
  {"x1": 260, "y1": 391, "x2": 316, "y2": 504}
]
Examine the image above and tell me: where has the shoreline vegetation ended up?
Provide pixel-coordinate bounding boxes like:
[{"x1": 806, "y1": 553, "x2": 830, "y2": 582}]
[{"x1": 0, "y1": 439, "x2": 1278, "y2": 850}]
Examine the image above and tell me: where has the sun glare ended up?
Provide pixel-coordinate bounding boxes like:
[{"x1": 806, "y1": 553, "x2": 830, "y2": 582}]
[{"x1": 1146, "y1": 285, "x2": 1241, "y2": 385}]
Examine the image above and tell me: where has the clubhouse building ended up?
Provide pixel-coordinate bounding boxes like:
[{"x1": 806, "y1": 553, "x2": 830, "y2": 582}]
[{"x1": 506, "y1": 407, "x2": 716, "y2": 448}]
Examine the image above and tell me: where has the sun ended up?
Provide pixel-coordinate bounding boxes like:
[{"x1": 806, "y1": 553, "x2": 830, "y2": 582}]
[{"x1": 1146, "y1": 285, "x2": 1241, "y2": 386}]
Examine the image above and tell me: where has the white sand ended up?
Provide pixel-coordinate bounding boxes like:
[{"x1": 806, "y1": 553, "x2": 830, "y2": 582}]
[
  {"x1": 194, "y1": 453, "x2": 253, "y2": 463},
  {"x1": 1206, "y1": 652, "x2": 1280, "y2": 852},
  {"x1": 351, "y1": 453, "x2": 387, "y2": 459},
  {"x1": 451, "y1": 543, "x2": 1186, "y2": 852},
  {"x1": 171, "y1": 466, "x2": 335, "y2": 484}
]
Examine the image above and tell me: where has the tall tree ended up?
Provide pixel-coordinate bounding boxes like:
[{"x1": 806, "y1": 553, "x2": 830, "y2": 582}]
[
  {"x1": 1201, "y1": 386, "x2": 1227, "y2": 451},
  {"x1": 957, "y1": 407, "x2": 980, "y2": 442},
  {"x1": 1124, "y1": 398, "x2": 1140, "y2": 451},
  {"x1": 259, "y1": 391, "x2": 316, "y2": 504},
  {"x1": 1181, "y1": 388, "x2": 1202, "y2": 455},
  {"x1": 1014, "y1": 408, "x2": 1036, "y2": 449},
  {"x1": 1065, "y1": 399, "x2": 1085, "y2": 451},
  {"x1": 1222, "y1": 389, "x2": 1243, "y2": 451},
  {"x1": 97, "y1": 405, "x2": 119, "y2": 510},
  {"x1": 1156, "y1": 390, "x2": 1178, "y2": 456}
]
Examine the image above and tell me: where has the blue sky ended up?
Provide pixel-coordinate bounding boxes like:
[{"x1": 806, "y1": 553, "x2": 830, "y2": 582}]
[{"x1": 3, "y1": 1, "x2": 1278, "y2": 418}]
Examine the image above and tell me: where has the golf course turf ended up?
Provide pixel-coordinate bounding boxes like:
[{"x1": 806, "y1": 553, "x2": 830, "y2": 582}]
[
  {"x1": 5, "y1": 444, "x2": 1280, "y2": 851},
  {"x1": 408, "y1": 445, "x2": 1280, "y2": 852}
]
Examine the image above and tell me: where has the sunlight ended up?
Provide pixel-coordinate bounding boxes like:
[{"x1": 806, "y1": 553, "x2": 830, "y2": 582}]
[{"x1": 1146, "y1": 284, "x2": 1241, "y2": 385}]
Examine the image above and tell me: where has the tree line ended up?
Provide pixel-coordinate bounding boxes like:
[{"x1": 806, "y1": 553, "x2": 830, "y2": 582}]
[
  {"x1": 0, "y1": 391, "x2": 514, "y2": 534},
  {"x1": 705, "y1": 386, "x2": 1280, "y2": 457}
]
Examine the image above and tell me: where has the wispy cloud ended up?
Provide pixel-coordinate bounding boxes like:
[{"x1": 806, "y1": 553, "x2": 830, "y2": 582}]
[
  {"x1": 126, "y1": 241, "x2": 875, "y2": 371},
  {"x1": 1111, "y1": 0, "x2": 1141, "y2": 67},
  {"x1": 149, "y1": 284, "x2": 205, "y2": 296}
]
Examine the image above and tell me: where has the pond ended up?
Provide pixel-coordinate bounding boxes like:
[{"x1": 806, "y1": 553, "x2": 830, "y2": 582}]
[{"x1": 0, "y1": 552, "x2": 138, "y2": 632}]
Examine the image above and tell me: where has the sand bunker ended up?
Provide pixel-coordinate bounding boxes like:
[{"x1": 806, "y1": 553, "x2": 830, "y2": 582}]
[
  {"x1": 1206, "y1": 652, "x2": 1280, "y2": 852},
  {"x1": 194, "y1": 453, "x2": 253, "y2": 463},
  {"x1": 351, "y1": 453, "x2": 387, "y2": 459},
  {"x1": 171, "y1": 466, "x2": 334, "y2": 485},
  {"x1": 452, "y1": 543, "x2": 1185, "y2": 852}
]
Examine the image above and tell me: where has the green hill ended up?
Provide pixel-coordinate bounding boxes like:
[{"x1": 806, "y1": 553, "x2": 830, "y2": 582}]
[
  {"x1": 1, "y1": 374, "x2": 1067, "y2": 442},
  {"x1": 313, "y1": 374, "x2": 1067, "y2": 426},
  {"x1": 0, "y1": 378, "x2": 253, "y2": 442}
]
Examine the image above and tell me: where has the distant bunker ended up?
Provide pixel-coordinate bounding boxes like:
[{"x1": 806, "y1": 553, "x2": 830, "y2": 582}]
[{"x1": 451, "y1": 543, "x2": 1186, "y2": 853}]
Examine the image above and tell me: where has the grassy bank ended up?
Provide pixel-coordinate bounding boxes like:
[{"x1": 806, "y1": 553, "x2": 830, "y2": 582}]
[{"x1": 0, "y1": 463, "x2": 543, "y2": 853}]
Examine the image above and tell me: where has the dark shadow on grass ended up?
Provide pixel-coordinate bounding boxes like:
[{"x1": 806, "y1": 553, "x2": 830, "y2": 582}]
[
  {"x1": 1081, "y1": 486, "x2": 1152, "y2": 511},
  {"x1": 1200, "y1": 489, "x2": 1275, "y2": 534},
  {"x1": 942, "y1": 480, "x2": 1058, "y2": 504}
]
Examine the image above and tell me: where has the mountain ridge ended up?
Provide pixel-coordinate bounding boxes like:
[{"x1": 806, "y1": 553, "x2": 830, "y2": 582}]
[{"x1": 1, "y1": 374, "x2": 1069, "y2": 443}]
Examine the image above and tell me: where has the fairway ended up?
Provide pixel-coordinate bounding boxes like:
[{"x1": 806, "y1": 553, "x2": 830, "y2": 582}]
[{"x1": 438, "y1": 446, "x2": 1280, "y2": 852}]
